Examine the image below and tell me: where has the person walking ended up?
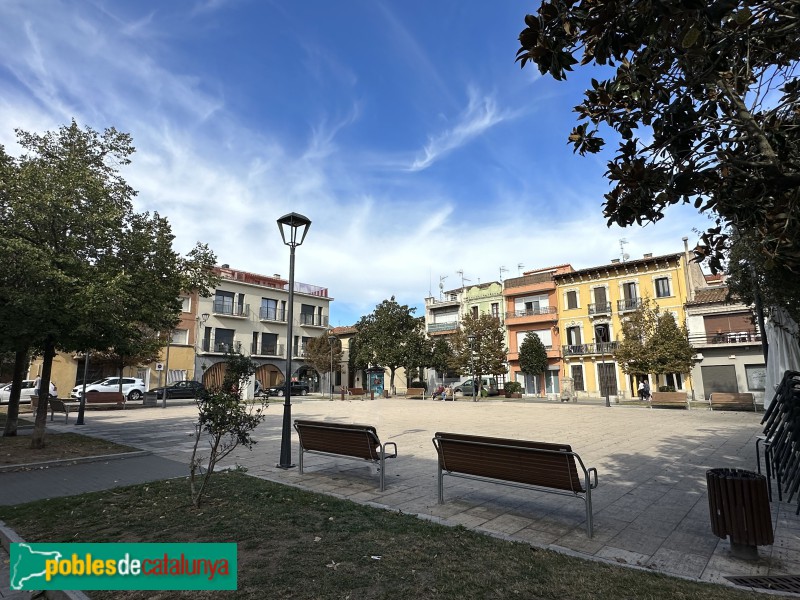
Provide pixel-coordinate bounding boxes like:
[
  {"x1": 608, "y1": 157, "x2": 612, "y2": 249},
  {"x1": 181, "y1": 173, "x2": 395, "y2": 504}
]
[
  {"x1": 643, "y1": 380, "x2": 651, "y2": 402},
  {"x1": 638, "y1": 381, "x2": 645, "y2": 402}
]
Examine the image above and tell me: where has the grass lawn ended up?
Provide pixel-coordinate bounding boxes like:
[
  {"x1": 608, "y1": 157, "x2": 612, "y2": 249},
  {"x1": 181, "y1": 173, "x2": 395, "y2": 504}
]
[
  {"x1": 0, "y1": 472, "x2": 772, "y2": 600},
  {"x1": 0, "y1": 432, "x2": 137, "y2": 466}
]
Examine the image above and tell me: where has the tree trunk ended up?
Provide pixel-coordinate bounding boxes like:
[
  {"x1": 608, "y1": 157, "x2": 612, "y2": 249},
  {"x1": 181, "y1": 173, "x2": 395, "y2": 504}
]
[
  {"x1": 2, "y1": 347, "x2": 30, "y2": 437},
  {"x1": 30, "y1": 336, "x2": 56, "y2": 449}
]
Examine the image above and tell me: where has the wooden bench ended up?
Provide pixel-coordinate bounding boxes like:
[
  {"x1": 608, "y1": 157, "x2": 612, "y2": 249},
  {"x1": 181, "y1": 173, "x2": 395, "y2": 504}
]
[
  {"x1": 709, "y1": 392, "x2": 757, "y2": 412},
  {"x1": 406, "y1": 387, "x2": 426, "y2": 399},
  {"x1": 432, "y1": 432, "x2": 599, "y2": 537},
  {"x1": 649, "y1": 391, "x2": 689, "y2": 409},
  {"x1": 48, "y1": 398, "x2": 73, "y2": 423},
  {"x1": 344, "y1": 387, "x2": 367, "y2": 399},
  {"x1": 294, "y1": 420, "x2": 398, "y2": 491},
  {"x1": 84, "y1": 391, "x2": 126, "y2": 407}
]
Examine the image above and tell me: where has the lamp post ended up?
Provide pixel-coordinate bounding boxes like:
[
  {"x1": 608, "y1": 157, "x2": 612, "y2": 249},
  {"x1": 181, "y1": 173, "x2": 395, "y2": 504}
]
[
  {"x1": 194, "y1": 312, "x2": 210, "y2": 382},
  {"x1": 277, "y1": 212, "x2": 311, "y2": 469},
  {"x1": 327, "y1": 331, "x2": 339, "y2": 400},
  {"x1": 595, "y1": 325, "x2": 610, "y2": 407},
  {"x1": 467, "y1": 334, "x2": 477, "y2": 402}
]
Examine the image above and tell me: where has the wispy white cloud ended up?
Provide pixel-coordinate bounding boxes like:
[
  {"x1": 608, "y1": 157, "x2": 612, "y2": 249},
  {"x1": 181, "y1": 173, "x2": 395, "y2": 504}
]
[{"x1": 409, "y1": 88, "x2": 513, "y2": 172}]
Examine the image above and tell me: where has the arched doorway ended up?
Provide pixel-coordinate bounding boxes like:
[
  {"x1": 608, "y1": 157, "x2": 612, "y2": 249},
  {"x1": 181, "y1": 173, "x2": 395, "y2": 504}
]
[
  {"x1": 202, "y1": 362, "x2": 227, "y2": 390},
  {"x1": 255, "y1": 364, "x2": 283, "y2": 388},
  {"x1": 296, "y1": 366, "x2": 320, "y2": 393}
]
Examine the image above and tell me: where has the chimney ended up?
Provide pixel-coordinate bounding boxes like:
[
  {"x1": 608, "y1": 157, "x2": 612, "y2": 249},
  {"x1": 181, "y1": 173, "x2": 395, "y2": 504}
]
[
  {"x1": 611, "y1": 259, "x2": 620, "y2": 264},
  {"x1": 273, "y1": 274, "x2": 281, "y2": 278},
  {"x1": 643, "y1": 253, "x2": 653, "y2": 258},
  {"x1": 221, "y1": 263, "x2": 230, "y2": 268}
]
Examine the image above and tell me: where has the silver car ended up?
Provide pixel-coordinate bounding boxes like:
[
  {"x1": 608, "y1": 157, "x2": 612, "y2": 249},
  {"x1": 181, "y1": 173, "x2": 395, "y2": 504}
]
[{"x1": 71, "y1": 377, "x2": 146, "y2": 402}]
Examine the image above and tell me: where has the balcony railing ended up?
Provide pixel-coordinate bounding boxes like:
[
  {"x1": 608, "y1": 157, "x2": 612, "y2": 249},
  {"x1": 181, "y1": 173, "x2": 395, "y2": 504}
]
[
  {"x1": 617, "y1": 298, "x2": 642, "y2": 313},
  {"x1": 428, "y1": 322, "x2": 459, "y2": 333},
  {"x1": 201, "y1": 338, "x2": 240, "y2": 353},
  {"x1": 690, "y1": 329, "x2": 761, "y2": 345},
  {"x1": 299, "y1": 314, "x2": 329, "y2": 327},
  {"x1": 250, "y1": 343, "x2": 285, "y2": 357},
  {"x1": 510, "y1": 306, "x2": 557, "y2": 318},
  {"x1": 562, "y1": 342, "x2": 618, "y2": 357},
  {"x1": 588, "y1": 302, "x2": 612, "y2": 316},
  {"x1": 259, "y1": 307, "x2": 286, "y2": 322},
  {"x1": 212, "y1": 301, "x2": 250, "y2": 317}
]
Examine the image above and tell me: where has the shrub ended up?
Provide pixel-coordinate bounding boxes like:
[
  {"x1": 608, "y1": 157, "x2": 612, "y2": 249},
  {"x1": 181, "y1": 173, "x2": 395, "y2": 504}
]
[
  {"x1": 504, "y1": 381, "x2": 523, "y2": 394},
  {"x1": 658, "y1": 385, "x2": 676, "y2": 392}
]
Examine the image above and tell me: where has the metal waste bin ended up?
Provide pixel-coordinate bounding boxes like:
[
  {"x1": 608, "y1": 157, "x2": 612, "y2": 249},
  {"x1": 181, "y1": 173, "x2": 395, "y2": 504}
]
[
  {"x1": 142, "y1": 392, "x2": 158, "y2": 407},
  {"x1": 707, "y1": 468, "x2": 773, "y2": 559}
]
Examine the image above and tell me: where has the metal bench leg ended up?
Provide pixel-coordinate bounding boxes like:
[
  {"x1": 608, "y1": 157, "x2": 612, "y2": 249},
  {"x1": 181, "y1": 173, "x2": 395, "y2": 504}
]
[
  {"x1": 379, "y1": 451, "x2": 386, "y2": 492},
  {"x1": 298, "y1": 446, "x2": 304, "y2": 473},
  {"x1": 437, "y1": 465, "x2": 444, "y2": 504},
  {"x1": 585, "y1": 480, "x2": 594, "y2": 538}
]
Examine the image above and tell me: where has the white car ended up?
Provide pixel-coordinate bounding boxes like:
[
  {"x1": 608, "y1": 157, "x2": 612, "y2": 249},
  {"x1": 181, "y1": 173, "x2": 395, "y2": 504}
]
[
  {"x1": 0, "y1": 380, "x2": 37, "y2": 404},
  {"x1": 71, "y1": 377, "x2": 146, "y2": 402}
]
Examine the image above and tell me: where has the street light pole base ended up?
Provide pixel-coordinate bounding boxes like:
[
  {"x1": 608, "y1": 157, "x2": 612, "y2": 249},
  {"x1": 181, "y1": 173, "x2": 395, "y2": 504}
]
[{"x1": 276, "y1": 463, "x2": 296, "y2": 470}]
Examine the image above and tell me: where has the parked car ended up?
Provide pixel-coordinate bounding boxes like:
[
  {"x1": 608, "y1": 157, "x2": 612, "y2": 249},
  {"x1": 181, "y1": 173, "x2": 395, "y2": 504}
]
[
  {"x1": 71, "y1": 377, "x2": 146, "y2": 402},
  {"x1": 0, "y1": 380, "x2": 36, "y2": 404},
  {"x1": 266, "y1": 382, "x2": 309, "y2": 397},
  {"x1": 149, "y1": 380, "x2": 205, "y2": 400},
  {"x1": 454, "y1": 377, "x2": 499, "y2": 397}
]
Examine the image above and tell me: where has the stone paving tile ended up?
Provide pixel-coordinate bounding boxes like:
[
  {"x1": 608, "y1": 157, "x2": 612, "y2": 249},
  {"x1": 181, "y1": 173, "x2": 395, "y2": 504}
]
[
  {"x1": 661, "y1": 529, "x2": 720, "y2": 556},
  {"x1": 595, "y1": 546, "x2": 652, "y2": 568},
  {"x1": 648, "y1": 547, "x2": 708, "y2": 579}
]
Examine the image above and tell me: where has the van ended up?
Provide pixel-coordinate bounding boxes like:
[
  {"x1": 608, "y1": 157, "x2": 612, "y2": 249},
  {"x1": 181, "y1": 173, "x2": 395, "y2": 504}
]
[{"x1": 454, "y1": 377, "x2": 499, "y2": 397}]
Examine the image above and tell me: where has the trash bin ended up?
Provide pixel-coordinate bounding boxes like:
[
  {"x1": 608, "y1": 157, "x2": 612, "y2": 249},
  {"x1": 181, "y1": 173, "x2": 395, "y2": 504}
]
[
  {"x1": 142, "y1": 392, "x2": 158, "y2": 407},
  {"x1": 707, "y1": 468, "x2": 773, "y2": 560}
]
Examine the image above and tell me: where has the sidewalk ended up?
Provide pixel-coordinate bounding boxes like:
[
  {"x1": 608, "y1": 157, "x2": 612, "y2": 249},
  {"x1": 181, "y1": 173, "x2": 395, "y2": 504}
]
[{"x1": 2, "y1": 398, "x2": 797, "y2": 592}]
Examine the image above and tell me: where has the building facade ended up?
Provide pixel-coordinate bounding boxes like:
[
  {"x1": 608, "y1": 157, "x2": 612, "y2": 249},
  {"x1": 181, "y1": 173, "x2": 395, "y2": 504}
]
[
  {"x1": 504, "y1": 265, "x2": 573, "y2": 396},
  {"x1": 554, "y1": 247, "x2": 706, "y2": 400},
  {"x1": 685, "y1": 286, "x2": 767, "y2": 405}
]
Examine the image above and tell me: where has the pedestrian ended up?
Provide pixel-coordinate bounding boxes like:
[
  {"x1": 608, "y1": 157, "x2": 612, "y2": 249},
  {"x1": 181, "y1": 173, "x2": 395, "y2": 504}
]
[
  {"x1": 637, "y1": 381, "x2": 645, "y2": 401},
  {"x1": 433, "y1": 384, "x2": 445, "y2": 401},
  {"x1": 643, "y1": 380, "x2": 651, "y2": 402},
  {"x1": 442, "y1": 386, "x2": 451, "y2": 401}
]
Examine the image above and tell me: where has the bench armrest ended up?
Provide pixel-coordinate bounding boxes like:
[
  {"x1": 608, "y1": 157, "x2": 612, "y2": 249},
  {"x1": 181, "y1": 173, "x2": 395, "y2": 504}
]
[
  {"x1": 587, "y1": 467, "x2": 599, "y2": 489},
  {"x1": 381, "y1": 441, "x2": 398, "y2": 459}
]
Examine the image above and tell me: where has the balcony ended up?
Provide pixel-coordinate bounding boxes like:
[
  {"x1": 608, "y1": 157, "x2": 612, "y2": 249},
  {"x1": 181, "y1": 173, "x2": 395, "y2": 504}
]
[
  {"x1": 503, "y1": 272, "x2": 555, "y2": 291},
  {"x1": 506, "y1": 305, "x2": 557, "y2": 325},
  {"x1": 201, "y1": 338, "x2": 240, "y2": 354},
  {"x1": 213, "y1": 301, "x2": 250, "y2": 318},
  {"x1": 588, "y1": 302, "x2": 612, "y2": 316},
  {"x1": 250, "y1": 343, "x2": 285, "y2": 358},
  {"x1": 690, "y1": 329, "x2": 761, "y2": 347},
  {"x1": 428, "y1": 322, "x2": 459, "y2": 334},
  {"x1": 562, "y1": 342, "x2": 618, "y2": 357},
  {"x1": 259, "y1": 307, "x2": 286, "y2": 322},
  {"x1": 617, "y1": 298, "x2": 642, "y2": 313},
  {"x1": 299, "y1": 314, "x2": 329, "y2": 328}
]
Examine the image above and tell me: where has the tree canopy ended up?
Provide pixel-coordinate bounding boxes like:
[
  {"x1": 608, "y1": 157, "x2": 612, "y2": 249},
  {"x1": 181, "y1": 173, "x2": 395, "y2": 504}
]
[
  {"x1": 0, "y1": 121, "x2": 218, "y2": 443},
  {"x1": 304, "y1": 332, "x2": 343, "y2": 385},
  {"x1": 516, "y1": 1, "x2": 800, "y2": 300},
  {"x1": 352, "y1": 298, "x2": 420, "y2": 392},
  {"x1": 614, "y1": 299, "x2": 694, "y2": 378},
  {"x1": 518, "y1": 333, "x2": 548, "y2": 380},
  {"x1": 450, "y1": 313, "x2": 507, "y2": 385}
]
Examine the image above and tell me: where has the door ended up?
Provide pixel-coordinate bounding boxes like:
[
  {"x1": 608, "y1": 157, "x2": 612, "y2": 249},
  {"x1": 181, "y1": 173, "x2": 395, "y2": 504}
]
[
  {"x1": 598, "y1": 363, "x2": 618, "y2": 397},
  {"x1": 701, "y1": 365, "x2": 738, "y2": 394}
]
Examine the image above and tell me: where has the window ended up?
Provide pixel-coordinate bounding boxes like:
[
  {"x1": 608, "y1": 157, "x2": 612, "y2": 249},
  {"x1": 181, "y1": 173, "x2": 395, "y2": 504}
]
[
  {"x1": 745, "y1": 365, "x2": 766, "y2": 391},
  {"x1": 214, "y1": 291, "x2": 234, "y2": 314},
  {"x1": 180, "y1": 297, "x2": 191, "y2": 312},
  {"x1": 261, "y1": 298, "x2": 279, "y2": 320},
  {"x1": 655, "y1": 277, "x2": 671, "y2": 298},
  {"x1": 170, "y1": 329, "x2": 188, "y2": 345},
  {"x1": 566, "y1": 326, "x2": 582, "y2": 346},
  {"x1": 571, "y1": 365, "x2": 585, "y2": 391},
  {"x1": 491, "y1": 303, "x2": 499, "y2": 318},
  {"x1": 214, "y1": 328, "x2": 235, "y2": 352},
  {"x1": 566, "y1": 290, "x2": 578, "y2": 310}
]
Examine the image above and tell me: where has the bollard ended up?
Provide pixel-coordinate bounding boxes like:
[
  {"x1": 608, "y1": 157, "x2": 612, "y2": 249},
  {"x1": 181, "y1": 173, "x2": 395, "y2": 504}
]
[{"x1": 370, "y1": 390, "x2": 375, "y2": 401}]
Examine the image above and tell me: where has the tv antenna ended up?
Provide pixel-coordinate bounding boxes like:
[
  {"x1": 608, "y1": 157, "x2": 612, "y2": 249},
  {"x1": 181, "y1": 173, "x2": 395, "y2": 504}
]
[
  {"x1": 517, "y1": 263, "x2": 524, "y2": 275},
  {"x1": 499, "y1": 266, "x2": 508, "y2": 282},
  {"x1": 438, "y1": 275, "x2": 448, "y2": 299},
  {"x1": 620, "y1": 238, "x2": 630, "y2": 262},
  {"x1": 456, "y1": 269, "x2": 470, "y2": 289}
]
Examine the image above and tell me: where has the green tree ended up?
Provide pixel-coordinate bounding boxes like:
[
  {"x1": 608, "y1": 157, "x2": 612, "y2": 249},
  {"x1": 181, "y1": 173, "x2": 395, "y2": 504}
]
[
  {"x1": 304, "y1": 332, "x2": 343, "y2": 393},
  {"x1": 190, "y1": 350, "x2": 265, "y2": 507},
  {"x1": 0, "y1": 121, "x2": 218, "y2": 444},
  {"x1": 652, "y1": 312, "x2": 695, "y2": 380},
  {"x1": 401, "y1": 319, "x2": 431, "y2": 386},
  {"x1": 518, "y1": 333, "x2": 548, "y2": 390},
  {"x1": 352, "y1": 298, "x2": 420, "y2": 393},
  {"x1": 516, "y1": 1, "x2": 800, "y2": 308},
  {"x1": 451, "y1": 313, "x2": 507, "y2": 395},
  {"x1": 614, "y1": 299, "x2": 660, "y2": 377},
  {"x1": 429, "y1": 337, "x2": 455, "y2": 380}
]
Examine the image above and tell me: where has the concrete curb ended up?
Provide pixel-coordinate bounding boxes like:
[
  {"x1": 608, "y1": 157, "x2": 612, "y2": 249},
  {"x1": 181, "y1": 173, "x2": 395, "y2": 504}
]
[
  {"x1": 0, "y1": 450, "x2": 150, "y2": 474},
  {"x1": 0, "y1": 520, "x2": 90, "y2": 600}
]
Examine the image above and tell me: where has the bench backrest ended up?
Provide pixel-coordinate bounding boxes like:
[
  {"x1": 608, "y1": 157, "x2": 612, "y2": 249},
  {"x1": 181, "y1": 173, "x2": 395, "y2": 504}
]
[
  {"x1": 295, "y1": 420, "x2": 381, "y2": 461},
  {"x1": 433, "y1": 432, "x2": 585, "y2": 493},
  {"x1": 85, "y1": 391, "x2": 126, "y2": 404},
  {"x1": 347, "y1": 387, "x2": 366, "y2": 396},
  {"x1": 406, "y1": 387, "x2": 425, "y2": 398},
  {"x1": 49, "y1": 398, "x2": 68, "y2": 411},
  {"x1": 710, "y1": 392, "x2": 754, "y2": 403}
]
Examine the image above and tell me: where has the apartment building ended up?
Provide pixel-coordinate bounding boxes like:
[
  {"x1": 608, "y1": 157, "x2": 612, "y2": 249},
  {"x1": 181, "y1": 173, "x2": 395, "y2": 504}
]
[
  {"x1": 685, "y1": 286, "x2": 766, "y2": 404},
  {"x1": 553, "y1": 246, "x2": 706, "y2": 400},
  {"x1": 504, "y1": 265, "x2": 574, "y2": 396},
  {"x1": 194, "y1": 265, "x2": 332, "y2": 394}
]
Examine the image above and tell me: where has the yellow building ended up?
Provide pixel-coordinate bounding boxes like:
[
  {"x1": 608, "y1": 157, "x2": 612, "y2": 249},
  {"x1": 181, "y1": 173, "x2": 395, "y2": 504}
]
[{"x1": 554, "y1": 246, "x2": 706, "y2": 400}]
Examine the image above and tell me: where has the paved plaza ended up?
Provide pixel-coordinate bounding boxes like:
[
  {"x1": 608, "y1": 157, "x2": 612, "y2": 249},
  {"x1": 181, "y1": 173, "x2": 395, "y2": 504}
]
[{"x1": 3, "y1": 396, "x2": 800, "y2": 593}]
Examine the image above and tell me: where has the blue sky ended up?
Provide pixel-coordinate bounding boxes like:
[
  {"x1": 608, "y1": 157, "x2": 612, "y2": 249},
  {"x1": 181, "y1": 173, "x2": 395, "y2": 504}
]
[{"x1": 0, "y1": 1, "x2": 710, "y2": 326}]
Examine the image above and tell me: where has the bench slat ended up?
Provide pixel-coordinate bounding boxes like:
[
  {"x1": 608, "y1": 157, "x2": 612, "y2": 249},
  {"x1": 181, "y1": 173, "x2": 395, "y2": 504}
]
[{"x1": 709, "y1": 392, "x2": 756, "y2": 411}]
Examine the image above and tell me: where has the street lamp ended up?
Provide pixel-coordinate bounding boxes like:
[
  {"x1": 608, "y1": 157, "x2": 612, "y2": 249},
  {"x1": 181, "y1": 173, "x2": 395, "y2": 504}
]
[
  {"x1": 277, "y1": 212, "x2": 311, "y2": 469},
  {"x1": 194, "y1": 312, "x2": 210, "y2": 382},
  {"x1": 467, "y1": 334, "x2": 477, "y2": 402},
  {"x1": 327, "y1": 331, "x2": 339, "y2": 400},
  {"x1": 595, "y1": 325, "x2": 610, "y2": 407}
]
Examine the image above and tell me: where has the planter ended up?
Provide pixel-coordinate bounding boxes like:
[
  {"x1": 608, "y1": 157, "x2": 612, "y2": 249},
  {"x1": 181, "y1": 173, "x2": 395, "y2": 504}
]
[{"x1": 505, "y1": 393, "x2": 522, "y2": 398}]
